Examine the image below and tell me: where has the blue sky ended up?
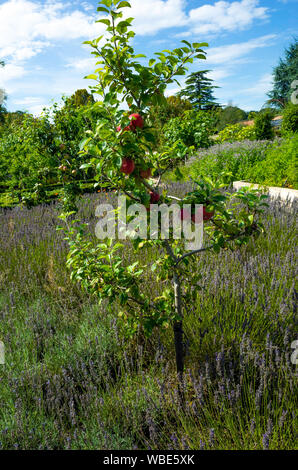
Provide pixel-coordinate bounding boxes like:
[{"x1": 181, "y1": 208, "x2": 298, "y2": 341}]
[{"x1": 0, "y1": 0, "x2": 297, "y2": 115}]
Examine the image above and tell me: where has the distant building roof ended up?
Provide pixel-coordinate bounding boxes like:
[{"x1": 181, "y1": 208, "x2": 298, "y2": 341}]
[{"x1": 239, "y1": 120, "x2": 254, "y2": 126}]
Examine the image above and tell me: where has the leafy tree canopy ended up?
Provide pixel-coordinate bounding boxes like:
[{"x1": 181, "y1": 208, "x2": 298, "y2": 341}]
[
  {"x1": 267, "y1": 38, "x2": 298, "y2": 108},
  {"x1": 216, "y1": 106, "x2": 248, "y2": 131},
  {"x1": 64, "y1": 88, "x2": 95, "y2": 108},
  {"x1": 178, "y1": 70, "x2": 220, "y2": 110}
]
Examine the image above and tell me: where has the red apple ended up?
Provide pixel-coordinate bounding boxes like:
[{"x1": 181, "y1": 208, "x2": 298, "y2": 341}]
[
  {"x1": 129, "y1": 113, "x2": 144, "y2": 130},
  {"x1": 140, "y1": 168, "x2": 152, "y2": 179},
  {"x1": 203, "y1": 206, "x2": 214, "y2": 221},
  {"x1": 120, "y1": 158, "x2": 135, "y2": 175},
  {"x1": 117, "y1": 125, "x2": 131, "y2": 133},
  {"x1": 149, "y1": 191, "x2": 160, "y2": 203}
]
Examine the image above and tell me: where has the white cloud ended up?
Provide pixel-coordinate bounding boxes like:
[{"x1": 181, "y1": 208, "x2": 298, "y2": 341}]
[
  {"x1": 206, "y1": 34, "x2": 276, "y2": 64},
  {"x1": 0, "y1": 0, "x2": 272, "y2": 65},
  {"x1": 10, "y1": 96, "x2": 48, "y2": 115},
  {"x1": 0, "y1": 63, "x2": 27, "y2": 93},
  {"x1": 207, "y1": 69, "x2": 231, "y2": 82},
  {"x1": 66, "y1": 57, "x2": 99, "y2": 72},
  {"x1": 0, "y1": 0, "x2": 105, "y2": 62},
  {"x1": 128, "y1": 0, "x2": 188, "y2": 35},
  {"x1": 126, "y1": 0, "x2": 270, "y2": 37},
  {"x1": 243, "y1": 73, "x2": 273, "y2": 96},
  {"x1": 188, "y1": 0, "x2": 269, "y2": 35},
  {"x1": 13, "y1": 96, "x2": 44, "y2": 106}
]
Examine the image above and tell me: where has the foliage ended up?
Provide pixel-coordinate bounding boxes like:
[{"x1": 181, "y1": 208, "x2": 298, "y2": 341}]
[
  {"x1": 248, "y1": 111, "x2": 258, "y2": 119},
  {"x1": 0, "y1": 113, "x2": 59, "y2": 191},
  {"x1": 216, "y1": 106, "x2": 248, "y2": 131},
  {"x1": 0, "y1": 89, "x2": 99, "y2": 206},
  {"x1": 65, "y1": 88, "x2": 95, "y2": 108},
  {"x1": 162, "y1": 109, "x2": 215, "y2": 149},
  {"x1": 267, "y1": 38, "x2": 298, "y2": 108},
  {"x1": 171, "y1": 140, "x2": 270, "y2": 184},
  {"x1": 217, "y1": 123, "x2": 256, "y2": 143},
  {"x1": 148, "y1": 95, "x2": 192, "y2": 129},
  {"x1": 57, "y1": 0, "x2": 267, "y2": 380},
  {"x1": 169, "y1": 137, "x2": 297, "y2": 189},
  {"x1": 252, "y1": 134, "x2": 298, "y2": 188},
  {"x1": 254, "y1": 110, "x2": 274, "y2": 140},
  {"x1": 178, "y1": 70, "x2": 220, "y2": 110},
  {"x1": 281, "y1": 103, "x2": 298, "y2": 134}
]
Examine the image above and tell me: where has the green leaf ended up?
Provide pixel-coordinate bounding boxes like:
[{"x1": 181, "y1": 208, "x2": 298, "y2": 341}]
[
  {"x1": 193, "y1": 42, "x2": 209, "y2": 48},
  {"x1": 181, "y1": 40, "x2": 192, "y2": 48},
  {"x1": 97, "y1": 7, "x2": 110, "y2": 13},
  {"x1": 97, "y1": 19, "x2": 111, "y2": 26},
  {"x1": 80, "y1": 163, "x2": 93, "y2": 169},
  {"x1": 84, "y1": 74, "x2": 98, "y2": 80},
  {"x1": 117, "y1": 1, "x2": 131, "y2": 8}
]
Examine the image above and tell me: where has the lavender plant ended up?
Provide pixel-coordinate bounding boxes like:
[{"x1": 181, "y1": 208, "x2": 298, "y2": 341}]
[{"x1": 0, "y1": 193, "x2": 296, "y2": 449}]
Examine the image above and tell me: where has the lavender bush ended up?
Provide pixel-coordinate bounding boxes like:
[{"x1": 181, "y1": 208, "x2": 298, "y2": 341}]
[
  {"x1": 0, "y1": 186, "x2": 297, "y2": 450},
  {"x1": 166, "y1": 138, "x2": 297, "y2": 189}
]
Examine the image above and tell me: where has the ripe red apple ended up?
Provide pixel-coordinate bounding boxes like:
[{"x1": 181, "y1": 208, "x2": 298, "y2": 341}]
[
  {"x1": 203, "y1": 206, "x2": 214, "y2": 221},
  {"x1": 140, "y1": 168, "x2": 152, "y2": 179},
  {"x1": 120, "y1": 158, "x2": 135, "y2": 175},
  {"x1": 129, "y1": 113, "x2": 144, "y2": 130},
  {"x1": 117, "y1": 125, "x2": 131, "y2": 133},
  {"x1": 149, "y1": 191, "x2": 160, "y2": 203}
]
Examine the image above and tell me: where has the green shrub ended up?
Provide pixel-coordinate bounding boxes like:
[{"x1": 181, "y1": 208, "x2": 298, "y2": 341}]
[
  {"x1": 254, "y1": 111, "x2": 274, "y2": 140},
  {"x1": 281, "y1": 103, "x2": 298, "y2": 134},
  {"x1": 215, "y1": 106, "x2": 247, "y2": 131},
  {"x1": 167, "y1": 136, "x2": 297, "y2": 189},
  {"x1": 252, "y1": 134, "x2": 298, "y2": 188},
  {"x1": 0, "y1": 113, "x2": 59, "y2": 190},
  {"x1": 0, "y1": 90, "x2": 99, "y2": 197},
  {"x1": 172, "y1": 140, "x2": 270, "y2": 183},
  {"x1": 162, "y1": 109, "x2": 215, "y2": 149},
  {"x1": 217, "y1": 123, "x2": 256, "y2": 143}
]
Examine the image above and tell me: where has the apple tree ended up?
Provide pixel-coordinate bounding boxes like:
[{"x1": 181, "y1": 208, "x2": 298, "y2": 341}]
[{"x1": 59, "y1": 0, "x2": 268, "y2": 385}]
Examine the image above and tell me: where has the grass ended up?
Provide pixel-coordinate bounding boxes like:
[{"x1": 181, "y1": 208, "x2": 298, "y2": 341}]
[{"x1": 0, "y1": 184, "x2": 297, "y2": 450}]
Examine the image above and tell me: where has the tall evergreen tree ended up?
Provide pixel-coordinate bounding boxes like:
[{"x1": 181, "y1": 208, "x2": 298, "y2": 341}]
[
  {"x1": 178, "y1": 70, "x2": 220, "y2": 110},
  {"x1": 267, "y1": 39, "x2": 298, "y2": 108}
]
